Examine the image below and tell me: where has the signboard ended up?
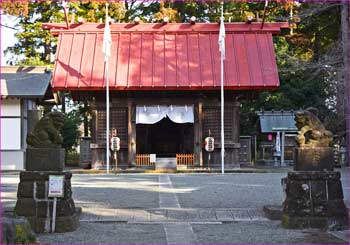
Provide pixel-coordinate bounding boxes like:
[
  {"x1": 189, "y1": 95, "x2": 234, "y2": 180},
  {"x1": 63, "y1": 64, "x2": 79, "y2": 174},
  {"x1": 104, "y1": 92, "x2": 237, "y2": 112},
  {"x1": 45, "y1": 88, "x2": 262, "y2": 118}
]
[
  {"x1": 110, "y1": 137, "x2": 120, "y2": 151},
  {"x1": 150, "y1": 154, "x2": 156, "y2": 163},
  {"x1": 204, "y1": 137, "x2": 215, "y2": 152},
  {"x1": 48, "y1": 175, "x2": 64, "y2": 198}
]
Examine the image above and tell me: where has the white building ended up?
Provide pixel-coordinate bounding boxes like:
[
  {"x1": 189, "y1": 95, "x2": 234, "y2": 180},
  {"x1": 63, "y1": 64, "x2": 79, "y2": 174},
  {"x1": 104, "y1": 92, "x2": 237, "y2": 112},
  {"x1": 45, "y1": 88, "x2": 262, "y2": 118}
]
[{"x1": 1, "y1": 66, "x2": 53, "y2": 170}]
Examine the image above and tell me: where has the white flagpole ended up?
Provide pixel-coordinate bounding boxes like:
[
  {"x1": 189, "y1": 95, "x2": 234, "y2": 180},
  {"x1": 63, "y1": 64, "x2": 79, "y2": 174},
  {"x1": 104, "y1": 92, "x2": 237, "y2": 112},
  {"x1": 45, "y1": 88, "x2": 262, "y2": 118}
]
[
  {"x1": 103, "y1": 3, "x2": 112, "y2": 174},
  {"x1": 106, "y1": 53, "x2": 110, "y2": 174},
  {"x1": 219, "y1": 2, "x2": 225, "y2": 174}
]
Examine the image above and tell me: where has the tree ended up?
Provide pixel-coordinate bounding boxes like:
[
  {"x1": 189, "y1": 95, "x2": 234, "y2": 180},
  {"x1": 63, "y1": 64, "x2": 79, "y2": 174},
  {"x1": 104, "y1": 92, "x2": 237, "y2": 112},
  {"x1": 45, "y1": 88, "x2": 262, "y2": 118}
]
[
  {"x1": 2, "y1": 1, "x2": 344, "y2": 137},
  {"x1": 61, "y1": 109, "x2": 82, "y2": 152},
  {"x1": 2, "y1": 1, "x2": 64, "y2": 65},
  {"x1": 239, "y1": 2, "x2": 343, "y2": 136}
]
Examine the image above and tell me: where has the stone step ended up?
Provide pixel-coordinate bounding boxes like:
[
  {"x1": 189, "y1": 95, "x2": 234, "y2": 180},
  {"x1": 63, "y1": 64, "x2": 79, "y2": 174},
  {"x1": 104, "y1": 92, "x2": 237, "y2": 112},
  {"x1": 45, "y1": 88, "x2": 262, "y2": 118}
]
[
  {"x1": 79, "y1": 208, "x2": 268, "y2": 223},
  {"x1": 156, "y1": 158, "x2": 177, "y2": 170}
]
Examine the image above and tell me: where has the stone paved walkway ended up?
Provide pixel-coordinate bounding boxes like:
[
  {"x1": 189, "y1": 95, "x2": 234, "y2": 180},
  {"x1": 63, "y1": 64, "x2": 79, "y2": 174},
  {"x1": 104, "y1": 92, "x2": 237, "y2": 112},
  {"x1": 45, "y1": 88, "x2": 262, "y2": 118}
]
[{"x1": 1, "y1": 170, "x2": 349, "y2": 244}]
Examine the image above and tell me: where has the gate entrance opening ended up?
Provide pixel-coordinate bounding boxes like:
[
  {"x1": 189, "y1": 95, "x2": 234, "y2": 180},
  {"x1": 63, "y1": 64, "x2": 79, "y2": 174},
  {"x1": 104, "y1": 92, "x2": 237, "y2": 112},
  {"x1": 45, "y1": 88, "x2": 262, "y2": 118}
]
[{"x1": 136, "y1": 117, "x2": 194, "y2": 157}]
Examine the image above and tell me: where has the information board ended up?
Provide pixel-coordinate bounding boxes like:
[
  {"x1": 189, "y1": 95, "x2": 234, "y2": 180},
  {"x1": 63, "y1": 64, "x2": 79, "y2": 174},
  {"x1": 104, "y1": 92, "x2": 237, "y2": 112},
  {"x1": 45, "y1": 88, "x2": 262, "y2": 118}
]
[
  {"x1": 48, "y1": 175, "x2": 64, "y2": 198},
  {"x1": 150, "y1": 154, "x2": 156, "y2": 163}
]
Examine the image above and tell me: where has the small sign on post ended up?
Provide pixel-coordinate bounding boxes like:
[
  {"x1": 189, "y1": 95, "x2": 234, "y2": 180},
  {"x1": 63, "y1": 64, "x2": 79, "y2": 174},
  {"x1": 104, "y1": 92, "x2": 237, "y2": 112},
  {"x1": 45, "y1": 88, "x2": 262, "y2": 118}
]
[
  {"x1": 150, "y1": 154, "x2": 156, "y2": 163},
  {"x1": 48, "y1": 175, "x2": 64, "y2": 233},
  {"x1": 48, "y1": 175, "x2": 64, "y2": 198}
]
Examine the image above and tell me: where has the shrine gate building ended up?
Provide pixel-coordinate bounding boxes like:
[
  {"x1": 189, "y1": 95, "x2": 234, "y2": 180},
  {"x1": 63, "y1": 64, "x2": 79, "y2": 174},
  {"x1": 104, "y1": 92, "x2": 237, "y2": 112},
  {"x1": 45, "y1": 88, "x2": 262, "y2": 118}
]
[{"x1": 43, "y1": 21, "x2": 288, "y2": 169}]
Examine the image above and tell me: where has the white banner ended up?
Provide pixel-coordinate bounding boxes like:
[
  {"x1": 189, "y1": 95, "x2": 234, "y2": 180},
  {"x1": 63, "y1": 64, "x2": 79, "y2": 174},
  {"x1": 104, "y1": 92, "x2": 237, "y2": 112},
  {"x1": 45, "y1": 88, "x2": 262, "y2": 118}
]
[
  {"x1": 218, "y1": 16, "x2": 226, "y2": 59},
  {"x1": 102, "y1": 4, "x2": 111, "y2": 61},
  {"x1": 276, "y1": 131, "x2": 281, "y2": 153}
]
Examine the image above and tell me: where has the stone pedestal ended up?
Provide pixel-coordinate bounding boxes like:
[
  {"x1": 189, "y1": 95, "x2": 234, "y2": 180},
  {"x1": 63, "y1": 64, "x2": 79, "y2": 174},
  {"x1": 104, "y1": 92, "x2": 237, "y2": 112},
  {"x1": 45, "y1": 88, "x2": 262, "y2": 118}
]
[
  {"x1": 26, "y1": 148, "x2": 65, "y2": 171},
  {"x1": 294, "y1": 147, "x2": 333, "y2": 171},
  {"x1": 282, "y1": 171, "x2": 348, "y2": 230},
  {"x1": 14, "y1": 171, "x2": 79, "y2": 233}
]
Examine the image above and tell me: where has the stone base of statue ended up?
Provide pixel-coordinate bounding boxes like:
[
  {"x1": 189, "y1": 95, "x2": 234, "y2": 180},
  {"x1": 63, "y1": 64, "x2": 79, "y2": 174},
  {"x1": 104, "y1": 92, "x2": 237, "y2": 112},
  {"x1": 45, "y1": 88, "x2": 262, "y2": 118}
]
[
  {"x1": 14, "y1": 171, "x2": 79, "y2": 233},
  {"x1": 294, "y1": 147, "x2": 333, "y2": 171},
  {"x1": 26, "y1": 148, "x2": 65, "y2": 171},
  {"x1": 282, "y1": 171, "x2": 348, "y2": 230}
]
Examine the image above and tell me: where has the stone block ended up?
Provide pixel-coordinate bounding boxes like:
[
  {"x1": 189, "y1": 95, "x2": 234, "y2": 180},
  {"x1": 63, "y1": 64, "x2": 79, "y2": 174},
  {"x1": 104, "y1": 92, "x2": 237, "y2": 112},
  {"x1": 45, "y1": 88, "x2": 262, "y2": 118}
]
[
  {"x1": 64, "y1": 181, "x2": 72, "y2": 199},
  {"x1": 311, "y1": 181, "x2": 327, "y2": 201},
  {"x1": 287, "y1": 171, "x2": 340, "y2": 181},
  {"x1": 313, "y1": 201, "x2": 327, "y2": 216},
  {"x1": 56, "y1": 199, "x2": 76, "y2": 216},
  {"x1": 283, "y1": 197, "x2": 312, "y2": 216},
  {"x1": 326, "y1": 200, "x2": 348, "y2": 216},
  {"x1": 282, "y1": 214, "x2": 310, "y2": 229},
  {"x1": 35, "y1": 199, "x2": 75, "y2": 218},
  {"x1": 26, "y1": 148, "x2": 65, "y2": 171},
  {"x1": 35, "y1": 181, "x2": 47, "y2": 199},
  {"x1": 282, "y1": 214, "x2": 349, "y2": 231},
  {"x1": 294, "y1": 147, "x2": 333, "y2": 171},
  {"x1": 286, "y1": 180, "x2": 310, "y2": 199},
  {"x1": 17, "y1": 182, "x2": 33, "y2": 198},
  {"x1": 20, "y1": 171, "x2": 72, "y2": 182},
  {"x1": 14, "y1": 171, "x2": 79, "y2": 233},
  {"x1": 328, "y1": 180, "x2": 344, "y2": 200},
  {"x1": 36, "y1": 201, "x2": 51, "y2": 218},
  {"x1": 14, "y1": 199, "x2": 36, "y2": 217},
  {"x1": 26, "y1": 217, "x2": 51, "y2": 233},
  {"x1": 282, "y1": 170, "x2": 348, "y2": 230},
  {"x1": 263, "y1": 205, "x2": 283, "y2": 220}
]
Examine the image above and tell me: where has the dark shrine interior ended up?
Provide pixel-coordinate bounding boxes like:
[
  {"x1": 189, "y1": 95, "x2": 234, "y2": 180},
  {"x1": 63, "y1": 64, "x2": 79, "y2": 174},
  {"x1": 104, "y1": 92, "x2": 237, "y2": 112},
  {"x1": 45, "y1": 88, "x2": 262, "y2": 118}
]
[{"x1": 136, "y1": 117, "x2": 194, "y2": 157}]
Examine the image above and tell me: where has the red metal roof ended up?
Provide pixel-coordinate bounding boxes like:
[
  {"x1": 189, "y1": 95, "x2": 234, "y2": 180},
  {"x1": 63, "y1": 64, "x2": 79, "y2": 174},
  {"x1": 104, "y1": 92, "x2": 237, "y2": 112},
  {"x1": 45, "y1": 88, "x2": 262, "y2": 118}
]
[{"x1": 44, "y1": 22, "x2": 288, "y2": 91}]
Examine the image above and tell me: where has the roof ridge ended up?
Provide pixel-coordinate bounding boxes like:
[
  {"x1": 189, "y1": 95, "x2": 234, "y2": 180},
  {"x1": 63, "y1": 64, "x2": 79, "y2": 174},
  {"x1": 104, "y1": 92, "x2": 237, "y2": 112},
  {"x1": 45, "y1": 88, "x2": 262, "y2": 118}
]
[{"x1": 1, "y1": 66, "x2": 52, "y2": 74}]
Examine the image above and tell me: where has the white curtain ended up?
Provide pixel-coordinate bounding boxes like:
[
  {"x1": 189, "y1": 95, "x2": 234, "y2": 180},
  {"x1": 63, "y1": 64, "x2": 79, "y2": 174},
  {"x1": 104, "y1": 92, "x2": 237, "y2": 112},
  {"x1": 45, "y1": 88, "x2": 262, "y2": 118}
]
[
  {"x1": 167, "y1": 105, "x2": 194, "y2": 123},
  {"x1": 136, "y1": 105, "x2": 194, "y2": 124}
]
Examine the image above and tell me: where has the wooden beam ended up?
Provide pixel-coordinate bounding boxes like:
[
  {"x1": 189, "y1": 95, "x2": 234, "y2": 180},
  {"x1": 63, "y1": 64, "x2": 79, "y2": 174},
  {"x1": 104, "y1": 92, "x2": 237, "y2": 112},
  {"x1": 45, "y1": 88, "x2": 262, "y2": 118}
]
[
  {"x1": 194, "y1": 100, "x2": 203, "y2": 167},
  {"x1": 42, "y1": 22, "x2": 289, "y2": 35}
]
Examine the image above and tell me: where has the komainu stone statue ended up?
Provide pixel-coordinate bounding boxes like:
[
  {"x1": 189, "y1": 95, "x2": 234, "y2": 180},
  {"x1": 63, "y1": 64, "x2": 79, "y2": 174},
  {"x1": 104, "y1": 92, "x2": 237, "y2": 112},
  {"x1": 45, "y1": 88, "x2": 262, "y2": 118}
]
[
  {"x1": 26, "y1": 111, "x2": 65, "y2": 171},
  {"x1": 295, "y1": 109, "x2": 333, "y2": 148},
  {"x1": 27, "y1": 112, "x2": 65, "y2": 148},
  {"x1": 15, "y1": 111, "x2": 79, "y2": 233},
  {"x1": 280, "y1": 108, "x2": 348, "y2": 231}
]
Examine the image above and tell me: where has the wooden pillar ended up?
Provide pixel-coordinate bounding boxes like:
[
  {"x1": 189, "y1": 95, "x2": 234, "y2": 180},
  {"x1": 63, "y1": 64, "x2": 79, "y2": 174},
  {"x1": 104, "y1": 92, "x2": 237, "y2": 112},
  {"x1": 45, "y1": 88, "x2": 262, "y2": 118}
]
[
  {"x1": 194, "y1": 100, "x2": 203, "y2": 167},
  {"x1": 90, "y1": 100, "x2": 97, "y2": 143},
  {"x1": 90, "y1": 101, "x2": 100, "y2": 169},
  {"x1": 232, "y1": 101, "x2": 240, "y2": 143},
  {"x1": 232, "y1": 101, "x2": 240, "y2": 167},
  {"x1": 128, "y1": 100, "x2": 136, "y2": 167}
]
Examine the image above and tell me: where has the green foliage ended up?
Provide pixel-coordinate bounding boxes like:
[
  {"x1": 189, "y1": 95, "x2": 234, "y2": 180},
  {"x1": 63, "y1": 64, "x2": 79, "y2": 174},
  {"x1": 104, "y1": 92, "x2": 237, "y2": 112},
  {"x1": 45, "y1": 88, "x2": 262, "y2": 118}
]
[
  {"x1": 3, "y1": 1, "x2": 62, "y2": 65},
  {"x1": 2, "y1": 1, "x2": 345, "y2": 136},
  {"x1": 239, "y1": 2, "x2": 343, "y2": 136},
  {"x1": 15, "y1": 224, "x2": 36, "y2": 244},
  {"x1": 65, "y1": 151, "x2": 80, "y2": 166},
  {"x1": 61, "y1": 110, "x2": 81, "y2": 152}
]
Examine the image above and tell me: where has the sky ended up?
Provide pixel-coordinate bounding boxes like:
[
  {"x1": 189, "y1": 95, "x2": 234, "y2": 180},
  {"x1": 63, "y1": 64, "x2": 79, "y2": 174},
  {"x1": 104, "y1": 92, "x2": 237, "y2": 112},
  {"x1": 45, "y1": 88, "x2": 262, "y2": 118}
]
[{"x1": 1, "y1": 14, "x2": 19, "y2": 66}]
